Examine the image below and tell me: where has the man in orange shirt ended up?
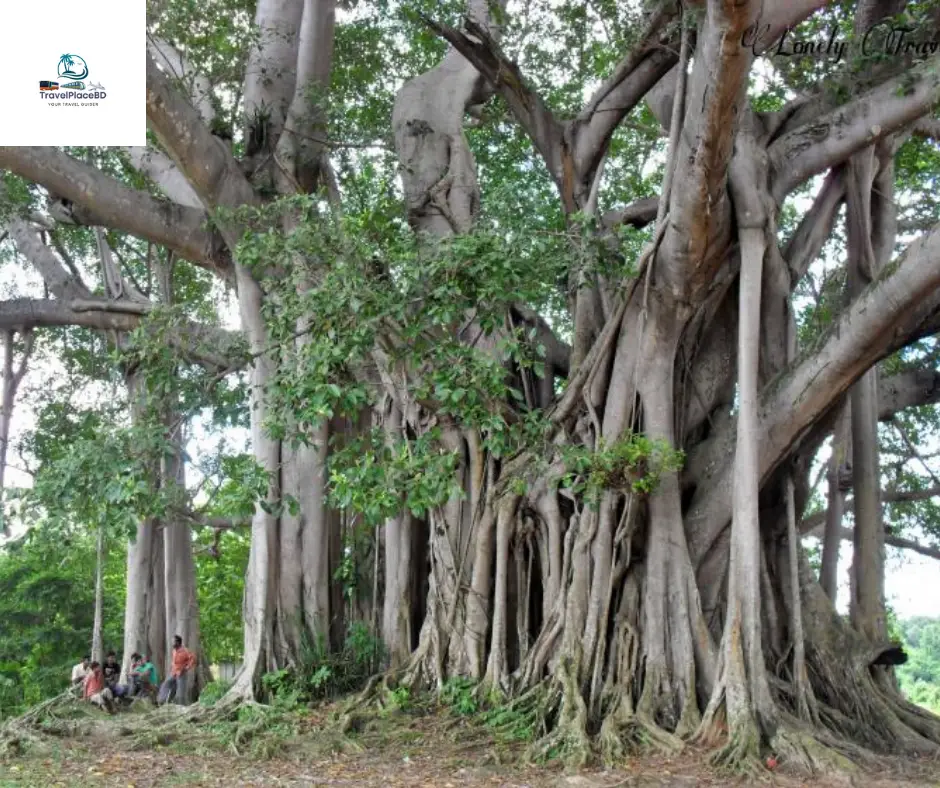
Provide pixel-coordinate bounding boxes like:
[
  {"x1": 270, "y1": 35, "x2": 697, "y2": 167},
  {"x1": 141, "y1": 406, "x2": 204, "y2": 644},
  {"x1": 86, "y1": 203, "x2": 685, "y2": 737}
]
[
  {"x1": 82, "y1": 661, "x2": 115, "y2": 713},
  {"x1": 158, "y1": 635, "x2": 196, "y2": 705}
]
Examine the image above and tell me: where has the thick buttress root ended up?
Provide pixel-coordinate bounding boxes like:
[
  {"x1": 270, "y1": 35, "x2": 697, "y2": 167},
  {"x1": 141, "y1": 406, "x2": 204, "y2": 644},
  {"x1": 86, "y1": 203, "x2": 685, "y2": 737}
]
[
  {"x1": 597, "y1": 689, "x2": 684, "y2": 762},
  {"x1": 771, "y1": 723, "x2": 858, "y2": 776},
  {"x1": 336, "y1": 669, "x2": 421, "y2": 733},
  {"x1": 525, "y1": 657, "x2": 592, "y2": 767}
]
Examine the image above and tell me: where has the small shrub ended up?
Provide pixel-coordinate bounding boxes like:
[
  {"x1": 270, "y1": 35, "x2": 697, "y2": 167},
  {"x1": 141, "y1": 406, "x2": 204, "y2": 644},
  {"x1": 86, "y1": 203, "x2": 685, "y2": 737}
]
[
  {"x1": 441, "y1": 677, "x2": 477, "y2": 716},
  {"x1": 387, "y1": 685, "x2": 411, "y2": 712},
  {"x1": 258, "y1": 621, "x2": 384, "y2": 705},
  {"x1": 199, "y1": 679, "x2": 232, "y2": 706}
]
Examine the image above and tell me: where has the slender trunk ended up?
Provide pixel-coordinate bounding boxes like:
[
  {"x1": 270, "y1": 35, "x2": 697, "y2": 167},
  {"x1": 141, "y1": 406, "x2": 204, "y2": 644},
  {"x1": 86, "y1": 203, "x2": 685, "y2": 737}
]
[
  {"x1": 0, "y1": 333, "x2": 14, "y2": 537},
  {"x1": 122, "y1": 372, "x2": 167, "y2": 681},
  {"x1": 0, "y1": 330, "x2": 32, "y2": 536},
  {"x1": 300, "y1": 420, "x2": 332, "y2": 644},
  {"x1": 91, "y1": 519, "x2": 106, "y2": 664},
  {"x1": 464, "y1": 448, "x2": 496, "y2": 679},
  {"x1": 637, "y1": 307, "x2": 712, "y2": 733},
  {"x1": 150, "y1": 526, "x2": 167, "y2": 677},
  {"x1": 785, "y1": 474, "x2": 816, "y2": 722},
  {"x1": 849, "y1": 369, "x2": 887, "y2": 643},
  {"x1": 845, "y1": 146, "x2": 889, "y2": 644},
  {"x1": 229, "y1": 269, "x2": 281, "y2": 698},
  {"x1": 161, "y1": 406, "x2": 203, "y2": 700},
  {"x1": 821, "y1": 402, "x2": 850, "y2": 600},
  {"x1": 718, "y1": 224, "x2": 776, "y2": 736},
  {"x1": 699, "y1": 137, "x2": 778, "y2": 755},
  {"x1": 381, "y1": 404, "x2": 414, "y2": 667}
]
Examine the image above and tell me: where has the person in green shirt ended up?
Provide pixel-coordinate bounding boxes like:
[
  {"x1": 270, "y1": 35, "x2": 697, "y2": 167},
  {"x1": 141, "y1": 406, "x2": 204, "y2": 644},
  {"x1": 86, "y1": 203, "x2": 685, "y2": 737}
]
[{"x1": 129, "y1": 653, "x2": 159, "y2": 701}]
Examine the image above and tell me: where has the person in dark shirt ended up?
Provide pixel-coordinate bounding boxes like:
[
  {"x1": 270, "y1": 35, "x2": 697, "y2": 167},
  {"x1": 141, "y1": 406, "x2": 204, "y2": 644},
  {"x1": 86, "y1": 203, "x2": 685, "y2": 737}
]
[{"x1": 102, "y1": 651, "x2": 121, "y2": 692}]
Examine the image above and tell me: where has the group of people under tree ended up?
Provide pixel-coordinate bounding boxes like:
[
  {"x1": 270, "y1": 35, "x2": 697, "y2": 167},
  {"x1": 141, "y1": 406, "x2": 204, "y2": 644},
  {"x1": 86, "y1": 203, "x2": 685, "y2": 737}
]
[{"x1": 69, "y1": 636, "x2": 195, "y2": 713}]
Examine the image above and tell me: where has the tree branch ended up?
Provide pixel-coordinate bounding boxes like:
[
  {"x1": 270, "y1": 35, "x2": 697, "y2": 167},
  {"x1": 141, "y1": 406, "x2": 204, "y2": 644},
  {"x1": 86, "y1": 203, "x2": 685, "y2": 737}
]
[
  {"x1": 122, "y1": 147, "x2": 204, "y2": 209},
  {"x1": 146, "y1": 52, "x2": 258, "y2": 224},
  {"x1": 803, "y1": 515, "x2": 940, "y2": 562},
  {"x1": 783, "y1": 168, "x2": 846, "y2": 282},
  {"x1": 0, "y1": 147, "x2": 231, "y2": 278},
  {"x1": 0, "y1": 298, "x2": 244, "y2": 371},
  {"x1": 570, "y1": 4, "x2": 680, "y2": 187},
  {"x1": 424, "y1": 12, "x2": 678, "y2": 211},
  {"x1": 146, "y1": 35, "x2": 216, "y2": 125},
  {"x1": 688, "y1": 220, "x2": 940, "y2": 559},
  {"x1": 656, "y1": 0, "x2": 762, "y2": 302},
  {"x1": 879, "y1": 369, "x2": 940, "y2": 419},
  {"x1": 422, "y1": 15, "x2": 568, "y2": 196},
  {"x1": 769, "y1": 55, "x2": 940, "y2": 201},
  {"x1": 2, "y1": 211, "x2": 90, "y2": 300},
  {"x1": 601, "y1": 195, "x2": 660, "y2": 230},
  {"x1": 760, "y1": 224, "x2": 940, "y2": 483},
  {"x1": 912, "y1": 116, "x2": 940, "y2": 141},
  {"x1": 801, "y1": 485, "x2": 940, "y2": 534}
]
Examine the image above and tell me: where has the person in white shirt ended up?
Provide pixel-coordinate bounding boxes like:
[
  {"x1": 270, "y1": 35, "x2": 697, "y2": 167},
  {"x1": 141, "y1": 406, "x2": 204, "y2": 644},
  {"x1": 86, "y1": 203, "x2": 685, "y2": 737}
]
[{"x1": 70, "y1": 655, "x2": 90, "y2": 686}]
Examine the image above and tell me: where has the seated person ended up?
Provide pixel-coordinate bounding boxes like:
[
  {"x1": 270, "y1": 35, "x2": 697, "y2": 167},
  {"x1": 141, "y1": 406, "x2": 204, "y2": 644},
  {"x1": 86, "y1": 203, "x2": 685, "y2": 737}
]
[
  {"x1": 129, "y1": 653, "x2": 158, "y2": 700},
  {"x1": 83, "y1": 662, "x2": 115, "y2": 714},
  {"x1": 102, "y1": 650, "x2": 131, "y2": 698},
  {"x1": 102, "y1": 651, "x2": 121, "y2": 688},
  {"x1": 70, "y1": 655, "x2": 90, "y2": 689}
]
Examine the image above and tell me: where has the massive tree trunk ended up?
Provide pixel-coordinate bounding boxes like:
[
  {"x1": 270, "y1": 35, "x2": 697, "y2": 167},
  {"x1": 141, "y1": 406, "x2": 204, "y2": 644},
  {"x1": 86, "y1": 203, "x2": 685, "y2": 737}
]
[{"x1": 121, "y1": 516, "x2": 167, "y2": 681}]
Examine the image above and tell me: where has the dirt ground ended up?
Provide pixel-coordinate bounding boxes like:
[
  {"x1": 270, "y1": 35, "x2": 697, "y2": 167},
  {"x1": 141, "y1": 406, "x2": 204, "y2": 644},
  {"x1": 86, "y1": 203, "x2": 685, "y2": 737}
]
[{"x1": 2, "y1": 704, "x2": 939, "y2": 787}]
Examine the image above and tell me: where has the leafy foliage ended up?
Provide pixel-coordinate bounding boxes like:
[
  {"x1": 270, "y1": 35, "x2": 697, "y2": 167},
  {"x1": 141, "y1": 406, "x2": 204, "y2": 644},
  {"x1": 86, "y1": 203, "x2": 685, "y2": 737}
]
[
  {"x1": 898, "y1": 617, "x2": 940, "y2": 714},
  {"x1": 257, "y1": 622, "x2": 384, "y2": 705},
  {"x1": 560, "y1": 432, "x2": 686, "y2": 503},
  {"x1": 0, "y1": 528, "x2": 124, "y2": 718}
]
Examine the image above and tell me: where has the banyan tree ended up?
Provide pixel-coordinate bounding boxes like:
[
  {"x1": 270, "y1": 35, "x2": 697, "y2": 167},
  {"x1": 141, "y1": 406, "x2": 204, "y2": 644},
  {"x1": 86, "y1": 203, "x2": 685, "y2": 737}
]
[{"x1": 3, "y1": 0, "x2": 940, "y2": 769}]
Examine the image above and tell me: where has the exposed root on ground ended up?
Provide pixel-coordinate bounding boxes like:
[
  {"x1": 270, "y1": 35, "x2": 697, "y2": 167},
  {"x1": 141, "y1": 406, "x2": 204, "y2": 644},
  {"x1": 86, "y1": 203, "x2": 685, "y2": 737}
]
[
  {"x1": 771, "y1": 721, "x2": 858, "y2": 776},
  {"x1": 334, "y1": 668, "x2": 426, "y2": 734},
  {"x1": 524, "y1": 659, "x2": 591, "y2": 767},
  {"x1": 0, "y1": 691, "x2": 101, "y2": 755},
  {"x1": 696, "y1": 703, "x2": 766, "y2": 778},
  {"x1": 597, "y1": 690, "x2": 683, "y2": 762}
]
